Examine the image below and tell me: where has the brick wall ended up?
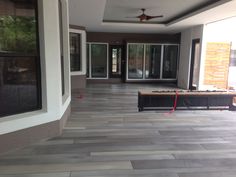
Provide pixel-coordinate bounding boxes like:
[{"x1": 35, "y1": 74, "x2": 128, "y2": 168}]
[{"x1": 204, "y1": 42, "x2": 231, "y2": 89}]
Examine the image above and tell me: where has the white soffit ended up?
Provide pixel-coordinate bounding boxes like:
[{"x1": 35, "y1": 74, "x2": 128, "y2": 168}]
[
  {"x1": 103, "y1": 0, "x2": 215, "y2": 23},
  {"x1": 69, "y1": 0, "x2": 236, "y2": 33}
]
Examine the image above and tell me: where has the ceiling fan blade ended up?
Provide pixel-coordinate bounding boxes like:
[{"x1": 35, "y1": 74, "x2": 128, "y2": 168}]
[
  {"x1": 125, "y1": 16, "x2": 140, "y2": 19},
  {"x1": 125, "y1": 9, "x2": 163, "y2": 22},
  {"x1": 146, "y1": 15, "x2": 163, "y2": 20}
]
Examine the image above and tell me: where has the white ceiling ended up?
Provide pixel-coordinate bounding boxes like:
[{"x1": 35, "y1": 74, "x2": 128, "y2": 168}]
[
  {"x1": 103, "y1": 0, "x2": 211, "y2": 23},
  {"x1": 69, "y1": 0, "x2": 236, "y2": 34}
]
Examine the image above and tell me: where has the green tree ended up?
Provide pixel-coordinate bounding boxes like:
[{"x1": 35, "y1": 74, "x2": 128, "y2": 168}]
[{"x1": 0, "y1": 15, "x2": 36, "y2": 54}]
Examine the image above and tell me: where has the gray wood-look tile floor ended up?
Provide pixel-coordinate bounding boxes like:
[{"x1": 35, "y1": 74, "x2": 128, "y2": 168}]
[{"x1": 1, "y1": 83, "x2": 236, "y2": 177}]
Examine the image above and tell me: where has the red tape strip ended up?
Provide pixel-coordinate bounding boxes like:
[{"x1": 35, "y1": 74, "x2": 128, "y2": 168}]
[{"x1": 169, "y1": 90, "x2": 179, "y2": 114}]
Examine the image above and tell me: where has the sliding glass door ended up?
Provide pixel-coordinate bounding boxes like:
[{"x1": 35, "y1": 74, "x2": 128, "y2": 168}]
[
  {"x1": 87, "y1": 43, "x2": 108, "y2": 78},
  {"x1": 127, "y1": 43, "x2": 178, "y2": 81}
]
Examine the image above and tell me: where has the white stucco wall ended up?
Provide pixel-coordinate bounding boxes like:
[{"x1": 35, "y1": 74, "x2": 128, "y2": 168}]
[
  {"x1": 0, "y1": 0, "x2": 71, "y2": 135},
  {"x1": 178, "y1": 25, "x2": 204, "y2": 89}
]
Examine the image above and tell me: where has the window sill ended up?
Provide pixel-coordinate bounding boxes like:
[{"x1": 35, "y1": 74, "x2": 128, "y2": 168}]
[{"x1": 71, "y1": 71, "x2": 86, "y2": 76}]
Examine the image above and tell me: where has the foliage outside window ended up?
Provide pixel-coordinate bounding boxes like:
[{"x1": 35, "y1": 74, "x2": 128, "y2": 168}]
[
  {"x1": 0, "y1": 0, "x2": 41, "y2": 117},
  {"x1": 0, "y1": 15, "x2": 37, "y2": 54}
]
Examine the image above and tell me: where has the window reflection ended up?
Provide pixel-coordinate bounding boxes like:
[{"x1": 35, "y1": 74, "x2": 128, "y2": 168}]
[
  {"x1": 91, "y1": 44, "x2": 107, "y2": 78},
  {"x1": 128, "y1": 44, "x2": 144, "y2": 79},
  {"x1": 162, "y1": 45, "x2": 178, "y2": 79},
  {"x1": 58, "y1": 0, "x2": 65, "y2": 95},
  {"x1": 86, "y1": 44, "x2": 90, "y2": 77},
  {"x1": 70, "y1": 33, "x2": 81, "y2": 72},
  {"x1": 112, "y1": 48, "x2": 121, "y2": 75},
  {"x1": 127, "y1": 43, "x2": 178, "y2": 80},
  {"x1": 0, "y1": 0, "x2": 41, "y2": 117},
  {"x1": 145, "y1": 45, "x2": 161, "y2": 79}
]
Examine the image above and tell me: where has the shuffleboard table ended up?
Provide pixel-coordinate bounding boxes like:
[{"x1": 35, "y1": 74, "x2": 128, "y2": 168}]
[{"x1": 138, "y1": 90, "x2": 236, "y2": 112}]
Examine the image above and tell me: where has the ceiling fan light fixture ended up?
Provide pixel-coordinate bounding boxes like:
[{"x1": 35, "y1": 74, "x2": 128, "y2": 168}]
[{"x1": 126, "y1": 8, "x2": 163, "y2": 22}]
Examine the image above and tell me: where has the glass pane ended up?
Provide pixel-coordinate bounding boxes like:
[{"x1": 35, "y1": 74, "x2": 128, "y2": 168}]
[
  {"x1": 91, "y1": 44, "x2": 107, "y2": 78},
  {"x1": 0, "y1": 0, "x2": 41, "y2": 117},
  {"x1": 192, "y1": 43, "x2": 200, "y2": 87},
  {"x1": 145, "y1": 45, "x2": 161, "y2": 79},
  {"x1": 230, "y1": 49, "x2": 236, "y2": 66},
  {"x1": 162, "y1": 45, "x2": 178, "y2": 79},
  {"x1": 0, "y1": 56, "x2": 40, "y2": 117},
  {"x1": 70, "y1": 32, "x2": 81, "y2": 71},
  {"x1": 58, "y1": 0, "x2": 65, "y2": 95},
  {"x1": 0, "y1": 1, "x2": 37, "y2": 53},
  {"x1": 128, "y1": 44, "x2": 144, "y2": 79},
  {"x1": 112, "y1": 48, "x2": 121, "y2": 75},
  {"x1": 86, "y1": 44, "x2": 90, "y2": 77}
]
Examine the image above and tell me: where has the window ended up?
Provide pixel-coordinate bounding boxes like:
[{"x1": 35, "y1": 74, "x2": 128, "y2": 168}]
[
  {"x1": 87, "y1": 43, "x2": 108, "y2": 78},
  {"x1": 86, "y1": 43, "x2": 90, "y2": 77},
  {"x1": 70, "y1": 33, "x2": 81, "y2": 71},
  {"x1": 58, "y1": 0, "x2": 65, "y2": 95},
  {"x1": 127, "y1": 43, "x2": 178, "y2": 80},
  {"x1": 70, "y1": 28, "x2": 86, "y2": 75},
  {"x1": 0, "y1": 0, "x2": 41, "y2": 117}
]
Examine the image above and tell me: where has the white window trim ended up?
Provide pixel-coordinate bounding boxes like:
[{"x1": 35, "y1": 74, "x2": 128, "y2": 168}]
[
  {"x1": 126, "y1": 43, "x2": 179, "y2": 81},
  {"x1": 60, "y1": 0, "x2": 70, "y2": 105},
  {"x1": 70, "y1": 28, "x2": 86, "y2": 76}
]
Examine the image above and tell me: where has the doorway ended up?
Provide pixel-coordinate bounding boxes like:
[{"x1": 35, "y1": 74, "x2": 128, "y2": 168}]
[
  {"x1": 109, "y1": 45, "x2": 125, "y2": 81},
  {"x1": 189, "y1": 39, "x2": 201, "y2": 90}
]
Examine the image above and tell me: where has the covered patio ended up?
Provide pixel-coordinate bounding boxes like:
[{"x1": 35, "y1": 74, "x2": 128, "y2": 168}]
[
  {"x1": 1, "y1": 0, "x2": 236, "y2": 176},
  {"x1": 1, "y1": 84, "x2": 236, "y2": 177}
]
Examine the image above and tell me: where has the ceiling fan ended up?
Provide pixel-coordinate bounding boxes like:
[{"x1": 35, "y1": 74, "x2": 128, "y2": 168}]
[{"x1": 127, "y1": 8, "x2": 163, "y2": 22}]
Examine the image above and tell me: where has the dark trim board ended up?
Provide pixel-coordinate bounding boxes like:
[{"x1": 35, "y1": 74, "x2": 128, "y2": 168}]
[
  {"x1": 87, "y1": 32, "x2": 180, "y2": 45},
  {"x1": 69, "y1": 25, "x2": 86, "y2": 31},
  {"x1": 138, "y1": 91, "x2": 236, "y2": 112},
  {"x1": 87, "y1": 78, "x2": 122, "y2": 84}
]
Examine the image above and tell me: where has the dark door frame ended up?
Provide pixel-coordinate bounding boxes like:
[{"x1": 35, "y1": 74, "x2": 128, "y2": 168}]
[
  {"x1": 109, "y1": 45, "x2": 125, "y2": 81},
  {"x1": 189, "y1": 38, "x2": 200, "y2": 90}
]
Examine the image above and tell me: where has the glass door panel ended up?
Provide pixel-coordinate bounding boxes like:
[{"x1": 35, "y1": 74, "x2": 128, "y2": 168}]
[
  {"x1": 110, "y1": 45, "x2": 123, "y2": 78},
  {"x1": 86, "y1": 44, "x2": 90, "y2": 77},
  {"x1": 145, "y1": 45, "x2": 161, "y2": 79},
  {"x1": 192, "y1": 43, "x2": 201, "y2": 88},
  {"x1": 162, "y1": 45, "x2": 178, "y2": 79},
  {"x1": 91, "y1": 44, "x2": 107, "y2": 78},
  {"x1": 112, "y1": 48, "x2": 121, "y2": 75},
  {"x1": 128, "y1": 44, "x2": 144, "y2": 79}
]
